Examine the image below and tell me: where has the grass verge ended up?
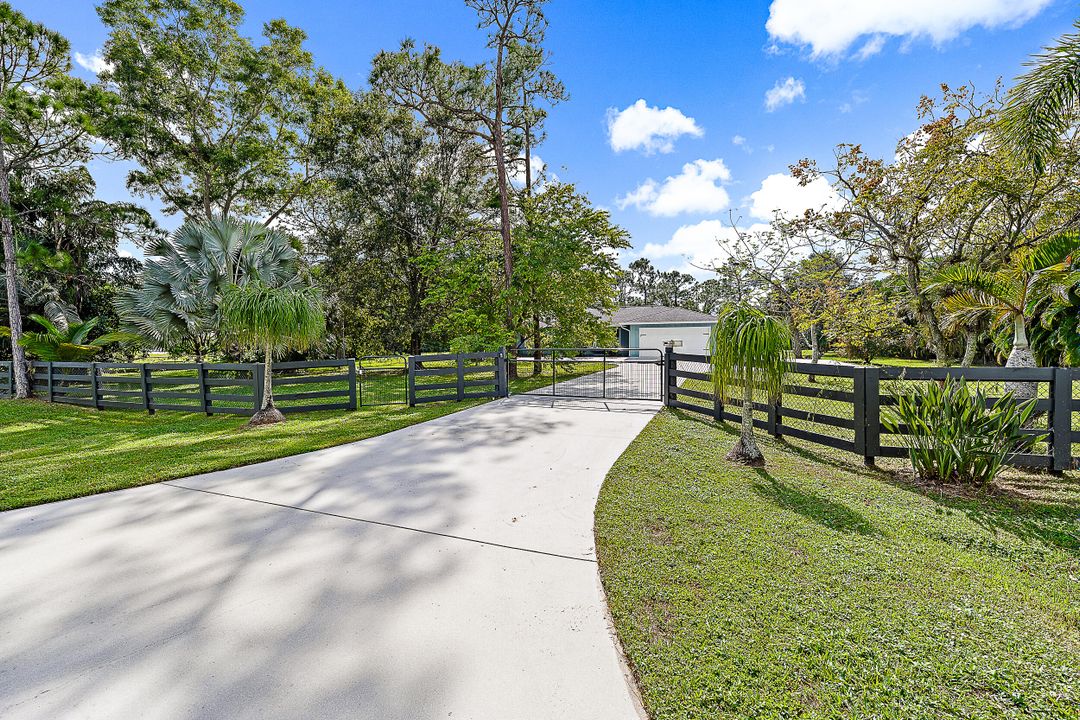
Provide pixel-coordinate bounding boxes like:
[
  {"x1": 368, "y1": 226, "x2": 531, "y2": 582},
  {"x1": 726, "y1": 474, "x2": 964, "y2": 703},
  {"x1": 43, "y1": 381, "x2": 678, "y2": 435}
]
[
  {"x1": 0, "y1": 397, "x2": 483, "y2": 511},
  {"x1": 595, "y1": 408, "x2": 1080, "y2": 720}
]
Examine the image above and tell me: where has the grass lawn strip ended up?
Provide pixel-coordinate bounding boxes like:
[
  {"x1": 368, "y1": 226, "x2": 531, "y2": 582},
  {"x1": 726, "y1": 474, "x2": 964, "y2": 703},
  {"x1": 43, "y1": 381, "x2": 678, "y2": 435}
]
[{"x1": 596, "y1": 408, "x2": 1080, "y2": 720}]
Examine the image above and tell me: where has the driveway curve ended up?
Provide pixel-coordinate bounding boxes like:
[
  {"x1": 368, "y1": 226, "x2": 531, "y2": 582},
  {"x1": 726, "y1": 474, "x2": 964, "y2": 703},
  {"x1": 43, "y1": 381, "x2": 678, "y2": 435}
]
[{"x1": 0, "y1": 394, "x2": 658, "y2": 719}]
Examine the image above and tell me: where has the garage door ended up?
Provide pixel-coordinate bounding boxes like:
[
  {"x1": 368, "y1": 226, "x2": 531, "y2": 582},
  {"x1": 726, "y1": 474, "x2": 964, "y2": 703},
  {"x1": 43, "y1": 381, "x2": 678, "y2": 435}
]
[{"x1": 638, "y1": 325, "x2": 713, "y2": 355}]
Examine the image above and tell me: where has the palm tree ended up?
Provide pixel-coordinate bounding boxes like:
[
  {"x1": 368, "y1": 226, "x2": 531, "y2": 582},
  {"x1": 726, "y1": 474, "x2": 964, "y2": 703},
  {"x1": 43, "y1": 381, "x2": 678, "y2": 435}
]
[
  {"x1": 219, "y1": 283, "x2": 325, "y2": 425},
  {"x1": 998, "y1": 21, "x2": 1080, "y2": 173},
  {"x1": 934, "y1": 233, "x2": 1080, "y2": 398},
  {"x1": 3, "y1": 301, "x2": 136, "y2": 362},
  {"x1": 116, "y1": 217, "x2": 302, "y2": 359},
  {"x1": 709, "y1": 304, "x2": 791, "y2": 467}
]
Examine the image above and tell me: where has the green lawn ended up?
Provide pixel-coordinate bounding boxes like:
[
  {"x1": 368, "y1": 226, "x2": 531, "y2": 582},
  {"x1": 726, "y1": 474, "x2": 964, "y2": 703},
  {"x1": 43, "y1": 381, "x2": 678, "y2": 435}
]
[
  {"x1": 596, "y1": 409, "x2": 1080, "y2": 720},
  {"x1": 0, "y1": 396, "x2": 483, "y2": 511},
  {"x1": 816, "y1": 353, "x2": 942, "y2": 368}
]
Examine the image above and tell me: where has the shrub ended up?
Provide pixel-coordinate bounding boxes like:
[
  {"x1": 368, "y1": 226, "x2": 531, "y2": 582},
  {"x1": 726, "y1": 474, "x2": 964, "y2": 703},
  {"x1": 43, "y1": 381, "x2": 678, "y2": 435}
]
[{"x1": 882, "y1": 377, "x2": 1043, "y2": 486}]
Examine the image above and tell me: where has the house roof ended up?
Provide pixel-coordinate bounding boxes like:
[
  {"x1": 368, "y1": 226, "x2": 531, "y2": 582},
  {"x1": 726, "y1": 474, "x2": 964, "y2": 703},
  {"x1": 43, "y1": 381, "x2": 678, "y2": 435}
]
[{"x1": 601, "y1": 305, "x2": 717, "y2": 326}]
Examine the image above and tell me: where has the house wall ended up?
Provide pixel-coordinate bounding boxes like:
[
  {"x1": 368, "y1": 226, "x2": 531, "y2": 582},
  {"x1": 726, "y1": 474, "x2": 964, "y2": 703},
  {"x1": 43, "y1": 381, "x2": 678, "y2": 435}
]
[{"x1": 636, "y1": 323, "x2": 714, "y2": 356}]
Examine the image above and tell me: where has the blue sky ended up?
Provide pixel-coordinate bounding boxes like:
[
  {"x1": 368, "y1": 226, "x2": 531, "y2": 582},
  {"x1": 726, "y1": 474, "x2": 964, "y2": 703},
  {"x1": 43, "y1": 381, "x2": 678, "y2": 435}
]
[{"x1": 20, "y1": 0, "x2": 1080, "y2": 274}]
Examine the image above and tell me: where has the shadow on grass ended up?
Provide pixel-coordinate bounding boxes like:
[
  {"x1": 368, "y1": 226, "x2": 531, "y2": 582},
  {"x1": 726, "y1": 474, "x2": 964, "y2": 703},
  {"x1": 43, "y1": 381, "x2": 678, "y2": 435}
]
[
  {"x1": 879, "y1": 472, "x2": 1080, "y2": 557},
  {"x1": 750, "y1": 469, "x2": 883, "y2": 537}
]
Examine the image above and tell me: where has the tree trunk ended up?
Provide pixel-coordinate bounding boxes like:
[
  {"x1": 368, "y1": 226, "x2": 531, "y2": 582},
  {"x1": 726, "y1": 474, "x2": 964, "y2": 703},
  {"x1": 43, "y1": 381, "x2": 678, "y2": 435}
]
[
  {"x1": 961, "y1": 330, "x2": 977, "y2": 367},
  {"x1": 808, "y1": 322, "x2": 822, "y2": 383},
  {"x1": 1004, "y1": 315, "x2": 1036, "y2": 401},
  {"x1": 532, "y1": 313, "x2": 542, "y2": 376},
  {"x1": 492, "y1": 43, "x2": 514, "y2": 337},
  {"x1": 726, "y1": 380, "x2": 764, "y2": 466},
  {"x1": 250, "y1": 341, "x2": 285, "y2": 425},
  {"x1": 0, "y1": 136, "x2": 29, "y2": 398}
]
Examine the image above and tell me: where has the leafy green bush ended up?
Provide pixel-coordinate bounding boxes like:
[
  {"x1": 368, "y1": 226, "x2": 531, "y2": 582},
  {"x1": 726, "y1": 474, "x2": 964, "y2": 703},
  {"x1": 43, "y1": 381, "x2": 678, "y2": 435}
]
[{"x1": 882, "y1": 378, "x2": 1043, "y2": 486}]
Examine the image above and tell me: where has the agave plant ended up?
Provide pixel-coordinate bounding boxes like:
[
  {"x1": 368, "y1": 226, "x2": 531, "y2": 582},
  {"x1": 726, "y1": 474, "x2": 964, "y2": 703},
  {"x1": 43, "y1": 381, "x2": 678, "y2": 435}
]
[
  {"x1": 882, "y1": 377, "x2": 1042, "y2": 487},
  {"x1": 219, "y1": 282, "x2": 325, "y2": 425},
  {"x1": 115, "y1": 217, "x2": 303, "y2": 359},
  {"x1": 9, "y1": 301, "x2": 138, "y2": 362},
  {"x1": 709, "y1": 303, "x2": 791, "y2": 467}
]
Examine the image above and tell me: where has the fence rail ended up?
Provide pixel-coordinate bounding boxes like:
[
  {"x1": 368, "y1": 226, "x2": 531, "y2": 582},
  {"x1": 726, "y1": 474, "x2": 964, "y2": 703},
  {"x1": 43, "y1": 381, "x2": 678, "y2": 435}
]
[
  {"x1": 665, "y1": 349, "x2": 1079, "y2": 473},
  {"x1": 407, "y1": 350, "x2": 506, "y2": 405}
]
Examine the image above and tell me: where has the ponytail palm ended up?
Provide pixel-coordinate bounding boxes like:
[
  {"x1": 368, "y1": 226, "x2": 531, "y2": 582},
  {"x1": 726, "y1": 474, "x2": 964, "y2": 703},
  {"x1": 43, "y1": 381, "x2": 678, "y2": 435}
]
[
  {"x1": 709, "y1": 304, "x2": 791, "y2": 467},
  {"x1": 219, "y1": 283, "x2": 326, "y2": 425},
  {"x1": 934, "y1": 234, "x2": 1080, "y2": 395}
]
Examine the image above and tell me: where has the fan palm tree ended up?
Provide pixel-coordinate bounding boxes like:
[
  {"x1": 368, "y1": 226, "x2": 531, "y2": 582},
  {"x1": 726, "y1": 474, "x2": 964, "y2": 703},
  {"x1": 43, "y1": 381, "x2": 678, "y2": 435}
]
[
  {"x1": 219, "y1": 282, "x2": 325, "y2": 425},
  {"x1": 709, "y1": 304, "x2": 791, "y2": 467},
  {"x1": 5, "y1": 301, "x2": 137, "y2": 361},
  {"x1": 116, "y1": 217, "x2": 302, "y2": 359},
  {"x1": 933, "y1": 233, "x2": 1080, "y2": 397},
  {"x1": 998, "y1": 20, "x2": 1080, "y2": 173}
]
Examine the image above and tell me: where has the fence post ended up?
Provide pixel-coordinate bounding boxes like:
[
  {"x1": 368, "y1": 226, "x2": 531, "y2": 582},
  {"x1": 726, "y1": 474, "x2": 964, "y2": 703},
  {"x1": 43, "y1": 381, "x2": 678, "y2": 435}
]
[
  {"x1": 141, "y1": 364, "x2": 154, "y2": 414},
  {"x1": 1051, "y1": 367, "x2": 1072, "y2": 474},
  {"x1": 862, "y1": 366, "x2": 881, "y2": 466},
  {"x1": 347, "y1": 359, "x2": 358, "y2": 410},
  {"x1": 853, "y1": 366, "x2": 866, "y2": 461},
  {"x1": 252, "y1": 363, "x2": 264, "y2": 414},
  {"x1": 90, "y1": 362, "x2": 100, "y2": 410},
  {"x1": 47, "y1": 362, "x2": 54, "y2": 403},
  {"x1": 407, "y1": 356, "x2": 416, "y2": 407},
  {"x1": 456, "y1": 356, "x2": 466, "y2": 401},
  {"x1": 198, "y1": 362, "x2": 209, "y2": 415},
  {"x1": 497, "y1": 348, "x2": 509, "y2": 397},
  {"x1": 664, "y1": 346, "x2": 675, "y2": 408},
  {"x1": 770, "y1": 392, "x2": 783, "y2": 438}
]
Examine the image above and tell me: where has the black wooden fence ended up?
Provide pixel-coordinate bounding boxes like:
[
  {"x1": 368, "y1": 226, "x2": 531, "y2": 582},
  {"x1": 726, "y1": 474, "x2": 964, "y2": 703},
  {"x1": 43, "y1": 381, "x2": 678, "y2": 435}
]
[
  {"x1": 0, "y1": 358, "x2": 409, "y2": 416},
  {"x1": 407, "y1": 351, "x2": 506, "y2": 405},
  {"x1": 665, "y1": 348, "x2": 1079, "y2": 473}
]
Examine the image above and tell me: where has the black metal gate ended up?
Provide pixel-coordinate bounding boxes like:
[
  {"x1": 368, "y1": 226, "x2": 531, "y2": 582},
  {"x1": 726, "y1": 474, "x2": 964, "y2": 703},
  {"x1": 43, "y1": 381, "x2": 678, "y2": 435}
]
[{"x1": 507, "y1": 348, "x2": 663, "y2": 401}]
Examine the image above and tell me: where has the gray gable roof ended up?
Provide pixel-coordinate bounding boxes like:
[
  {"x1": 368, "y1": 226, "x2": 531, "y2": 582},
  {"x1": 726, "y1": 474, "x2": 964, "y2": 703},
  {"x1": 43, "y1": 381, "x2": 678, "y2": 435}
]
[{"x1": 602, "y1": 305, "x2": 717, "y2": 326}]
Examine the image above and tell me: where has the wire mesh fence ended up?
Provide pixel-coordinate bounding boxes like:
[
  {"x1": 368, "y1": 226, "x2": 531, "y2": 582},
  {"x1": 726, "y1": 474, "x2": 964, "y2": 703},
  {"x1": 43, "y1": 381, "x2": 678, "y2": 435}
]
[{"x1": 358, "y1": 356, "x2": 407, "y2": 406}]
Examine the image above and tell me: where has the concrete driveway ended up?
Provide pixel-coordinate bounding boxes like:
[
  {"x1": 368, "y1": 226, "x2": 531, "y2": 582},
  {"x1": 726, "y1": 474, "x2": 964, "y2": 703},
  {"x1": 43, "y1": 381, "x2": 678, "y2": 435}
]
[{"x1": 0, "y1": 394, "x2": 658, "y2": 720}]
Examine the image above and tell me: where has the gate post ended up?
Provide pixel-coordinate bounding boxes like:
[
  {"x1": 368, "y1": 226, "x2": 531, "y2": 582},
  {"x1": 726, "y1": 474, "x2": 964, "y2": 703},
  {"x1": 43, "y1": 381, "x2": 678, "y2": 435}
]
[
  {"x1": 347, "y1": 359, "x2": 358, "y2": 410},
  {"x1": 497, "y1": 348, "x2": 508, "y2": 397},
  {"x1": 1051, "y1": 367, "x2": 1072, "y2": 474},
  {"x1": 47, "y1": 361, "x2": 54, "y2": 403},
  {"x1": 407, "y1": 356, "x2": 417, "y2": 407},
  {"x1": 664, "y1": 346, "x2": 675, "y2": 407}
]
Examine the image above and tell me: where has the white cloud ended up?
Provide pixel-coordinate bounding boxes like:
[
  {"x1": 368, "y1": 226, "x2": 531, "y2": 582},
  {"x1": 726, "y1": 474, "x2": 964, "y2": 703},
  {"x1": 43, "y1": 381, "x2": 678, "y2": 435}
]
[
  {"x1": 748, "y1": 173, "x2": 840, "y2": 221},
  {"x1": 74, "y1": 49, "x2": 111, "y2": 74},
  {"x1": 764, "y1": 77, "x2": 805, "y2": 112},
  {"x1": 854, "y1": 34, "x2": 887, "y2": 60},
  {"x1": 509, "y1": 153, "x2": 546, "y2": 187},
  {"x1": 606, "y1": 99, "x2": 703, "y2": 155},
  {"x1": 732, "y1": 135, "x2": 747, "y2": 147},
  {"x1": 766, "y1": 0, "x2": 1053, "y2": 59},
  {"x1": 640, "y1": 219, "x2": 773, "y2": 278},
  {"x1": 617, "y1": 159, "x2": 732, "y2": 217}
]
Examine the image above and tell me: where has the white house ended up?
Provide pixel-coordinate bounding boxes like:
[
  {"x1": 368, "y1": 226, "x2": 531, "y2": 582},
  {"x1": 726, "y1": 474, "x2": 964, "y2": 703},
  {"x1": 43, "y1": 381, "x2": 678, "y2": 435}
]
[{"x1": 604, "y1": 306, "x2": 717, "y2": 355}]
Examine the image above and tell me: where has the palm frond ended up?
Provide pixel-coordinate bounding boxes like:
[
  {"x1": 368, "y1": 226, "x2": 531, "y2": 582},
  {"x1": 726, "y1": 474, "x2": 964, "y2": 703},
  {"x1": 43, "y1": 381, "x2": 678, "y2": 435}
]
[
  {"x1": 219, "y1": 283, "x2": 326, "y2": 355},
  {"x1": 997, "y1": 21, "x2": 1080, "y2": 173},
  {"x1": 709, "y1": 304, "x2": 790, "y2": 403}
]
